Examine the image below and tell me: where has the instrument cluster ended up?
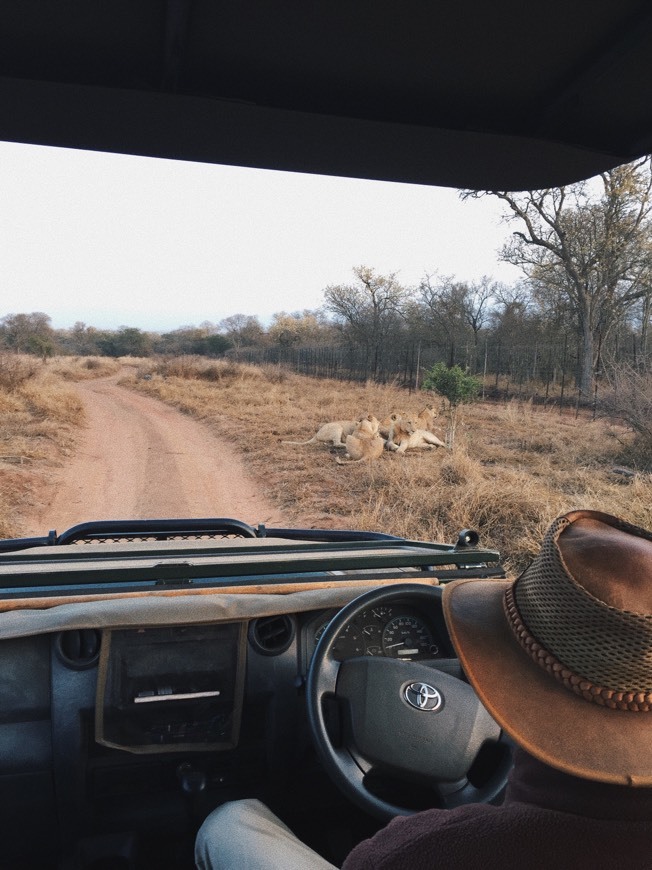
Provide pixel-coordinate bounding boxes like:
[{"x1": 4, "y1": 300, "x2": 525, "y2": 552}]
[{"x1": 313, "y1": 603, "x2": 444, "y2": 662}]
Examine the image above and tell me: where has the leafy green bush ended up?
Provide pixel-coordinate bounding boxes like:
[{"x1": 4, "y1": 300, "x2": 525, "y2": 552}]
[{"x1": 422, "y1": 362, "x2": 480, "y2": 408}]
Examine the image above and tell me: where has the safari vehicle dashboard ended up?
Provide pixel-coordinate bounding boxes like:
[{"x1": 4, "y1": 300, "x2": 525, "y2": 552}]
[{"x1": 0, "y1": 519, "x2": 503, "y2": 869}]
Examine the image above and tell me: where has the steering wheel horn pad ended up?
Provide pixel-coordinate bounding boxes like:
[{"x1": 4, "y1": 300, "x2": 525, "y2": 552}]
[{"x1": 337, "y1": 656, "x2": 499, "y2": 782}]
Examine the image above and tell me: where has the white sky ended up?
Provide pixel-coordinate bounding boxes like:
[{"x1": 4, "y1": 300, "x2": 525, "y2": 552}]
[{"x1": 0, "y1": 140, "x2": 521, "y2": 333}]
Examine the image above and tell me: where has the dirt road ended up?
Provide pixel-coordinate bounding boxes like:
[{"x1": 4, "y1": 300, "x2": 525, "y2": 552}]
[{"x1": 19, "y1": 376, "x2": 288, "y2": 536}]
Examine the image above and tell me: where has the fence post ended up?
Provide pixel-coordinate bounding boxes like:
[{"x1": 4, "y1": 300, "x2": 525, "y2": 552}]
[{"x1": 559, "y1": 334, "x2": 568, "y2": 415}]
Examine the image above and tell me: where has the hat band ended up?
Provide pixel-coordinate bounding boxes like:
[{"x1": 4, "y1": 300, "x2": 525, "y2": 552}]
[{"x1": 504, "y1": 586, "x2": 652, "y2": 713}]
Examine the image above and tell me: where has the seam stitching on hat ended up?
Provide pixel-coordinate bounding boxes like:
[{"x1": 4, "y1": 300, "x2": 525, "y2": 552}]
[{"x1": 554, "y1": 513, "x2": 652, "y2": 619}]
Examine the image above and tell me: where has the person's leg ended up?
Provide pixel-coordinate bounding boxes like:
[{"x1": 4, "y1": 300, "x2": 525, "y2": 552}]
[{"x1": 195, "y1": 798, "x2": 339, "y2": 870}]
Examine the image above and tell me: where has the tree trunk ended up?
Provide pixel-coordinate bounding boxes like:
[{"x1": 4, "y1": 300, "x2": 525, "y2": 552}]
[
  {"x1": 641, "y1": 292, "x2": 652, "y2": 364},
  {"x1": 578, "y1": 318, "x2": 594, "y2": 398}
]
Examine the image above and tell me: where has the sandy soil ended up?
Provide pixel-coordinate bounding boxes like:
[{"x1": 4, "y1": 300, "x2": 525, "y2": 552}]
[{"x1": 19, "y1": 375, "x2": 288, "y2": 536}]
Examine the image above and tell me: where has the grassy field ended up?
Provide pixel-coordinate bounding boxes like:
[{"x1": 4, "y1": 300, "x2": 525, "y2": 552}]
[
  {"x1": 2, "y1": 353, "x2": 649, "y2": 571},
  {"x1": 0, "y1": 355, "x2": 120, "y2": 538},
  {"x1": 123, "y1": 357, "x2": 652, "y2": 573}
]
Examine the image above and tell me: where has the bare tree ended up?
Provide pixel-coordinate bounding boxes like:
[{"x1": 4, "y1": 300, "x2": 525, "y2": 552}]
[
  {"x1": 460, "y1": 277, "x2": 496, "y2": 368},
  {"x1": 218, "y1": 314, "x2": 265, "y2": 350},
  {"x1": 417, "y1": 274, "x2": 496, "y2": 370},
  {"x1": 323, "y1": 266, "x2": 411, "y2": 378},
  {"x1": 268, "y1": 310, "x2": 334, "y2": 347},
  {"x1": 417, "y1": 274, "x2": 468, "y2": 366},
  {"x1": 464, "y1": 158, "x2": 652, "y2": 396}
]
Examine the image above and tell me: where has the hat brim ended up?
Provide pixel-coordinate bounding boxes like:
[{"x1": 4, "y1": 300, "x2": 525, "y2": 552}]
[{"x1": 443, "y1": 578, "x2": 652, "y2": 786}]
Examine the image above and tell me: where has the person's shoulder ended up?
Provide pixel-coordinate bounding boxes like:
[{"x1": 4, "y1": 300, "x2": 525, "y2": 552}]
[{"x1": 342, "y1": 804, "x2": 500, "y2": 870}]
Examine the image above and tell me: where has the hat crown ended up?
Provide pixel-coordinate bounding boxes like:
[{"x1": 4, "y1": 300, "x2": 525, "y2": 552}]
[{"x1": 513, "y1": 511, "x2": 652, "y2": 694}]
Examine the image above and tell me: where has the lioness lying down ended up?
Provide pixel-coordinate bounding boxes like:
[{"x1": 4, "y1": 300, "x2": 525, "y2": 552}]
[
  {"x1": 379, "y1": 412, "x2": 402, "y2": 439},
  {"x1": 283, "y1": 415, "x2": 379, "y2": 447},
  {"x1": 282, "y1": 420, "x2": 355, "y2": 447},
  {"x1": 336, "y1": 422, "x2": 385, "y2": 464},
  {"x1": 415, "y1": 404, "x2": 439, "y2": 431},
  {"x1": 386, "y1": 416, "x2": 447, "y2": 453},
  {"x1": 380, "y1": 406, "x2": 439, "y2": 440}
]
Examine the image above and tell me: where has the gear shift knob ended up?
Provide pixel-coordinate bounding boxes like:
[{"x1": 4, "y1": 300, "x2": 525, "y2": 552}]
[{"x1": 176, "y1": 762, "x2": 207, "y2": 794}]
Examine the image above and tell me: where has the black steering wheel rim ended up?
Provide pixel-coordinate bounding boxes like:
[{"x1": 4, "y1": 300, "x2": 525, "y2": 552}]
[{"x1": 306, "y1": 583, "x2": 511, "y2": 821}]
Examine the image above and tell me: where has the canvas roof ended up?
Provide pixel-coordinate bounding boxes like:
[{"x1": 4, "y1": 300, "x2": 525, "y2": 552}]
[{"x1": 1, "y1": 2, "x2": 650, "y2": 189}]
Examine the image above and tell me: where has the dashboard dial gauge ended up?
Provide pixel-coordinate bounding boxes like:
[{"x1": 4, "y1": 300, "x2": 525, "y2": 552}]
[
  {"x1": 332, "y1": 623, "x2": 366, "y2": 661},
  {"x1": 361, "y1": 606, "x2": 393, "y2": 622},
  {"x1": 361, "y1": 622, "x2": 382, "y2": 654},
  {"x1": 381, "y1": 615, "x2": 439, "y2": 660}
]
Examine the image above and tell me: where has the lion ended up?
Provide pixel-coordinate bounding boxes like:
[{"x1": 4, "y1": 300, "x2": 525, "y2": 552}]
[
  {"x1": 282, "y1": 419, "x2": 356, "y2": 447},
  {"x1": 379, "y1": 412, "x2": 403, "y2": 439},
  {"x1": 282, "y1": 414, "x2": 379, "y2": 447},
  {"x1": 386, "y1": 415, "x2": 447, "y2": 453},
  {"x1": 336, "y1": 422, "x2": 385, "y2": 464},
  {"x1": 416, "y1": 404, "x2": 439, "y2": 431},
  {"x1": 384, "y1": 413, "x2": 415, "y2": 449},
  {"x1": 381, "y1": 408, "x2": 435, "y2": 441},
  {"x1": 355, "y1": 414, "x2": 380, "y2": 436}
]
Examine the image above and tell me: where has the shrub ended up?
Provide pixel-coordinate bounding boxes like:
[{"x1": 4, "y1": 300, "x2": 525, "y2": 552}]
[
  {"x1": 0, "y1": 354, "x2": 38, "y2": 392},
  {"x1": 421, "y1": 363, "x2": 480, "y2": 408},
  {"x1": 421, "y1": 363, "x2": 480, "y2": 447},
  {"x1": 600, "y1": 362, "x2": 652, "y2": 467}
]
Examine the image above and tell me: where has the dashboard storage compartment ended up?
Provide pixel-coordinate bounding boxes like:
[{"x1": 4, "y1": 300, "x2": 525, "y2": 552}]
[{"x1": 95, "y1": 623, "x2": 246, "y2": 753}]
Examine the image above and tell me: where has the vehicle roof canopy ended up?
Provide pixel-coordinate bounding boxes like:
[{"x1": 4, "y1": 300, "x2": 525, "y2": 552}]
[{"x1": 1, "y1": 1, "x2": 650, "y2": 189}]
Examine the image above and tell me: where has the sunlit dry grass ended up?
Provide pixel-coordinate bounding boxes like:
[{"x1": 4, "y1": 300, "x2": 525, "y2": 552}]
[{"x1": 125, "y1": 357, "x2": 652, "y2": 573}]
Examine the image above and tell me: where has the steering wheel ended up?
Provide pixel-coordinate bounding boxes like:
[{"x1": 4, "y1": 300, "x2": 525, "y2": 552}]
[{"x1": 306, "y1": 583, "x2": 512, "y2": 821}]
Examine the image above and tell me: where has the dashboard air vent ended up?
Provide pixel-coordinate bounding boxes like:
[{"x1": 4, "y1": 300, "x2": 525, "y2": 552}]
[
  {"x1": 56, "y1": 629, "x2": 102, "y2": 669},
  {"x1": 248, "y1": 615, "x2": 295, "y2": 656}
]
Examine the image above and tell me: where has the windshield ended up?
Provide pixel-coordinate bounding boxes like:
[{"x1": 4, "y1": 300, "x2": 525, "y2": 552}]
[{"x1": 1, "y1": 141, "x2": 651, "y2": 573}]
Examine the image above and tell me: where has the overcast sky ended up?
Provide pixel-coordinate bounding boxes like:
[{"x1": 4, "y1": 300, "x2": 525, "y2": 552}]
[{"x1": 0, "y1": 140, "x2": 521, "y2": 333}]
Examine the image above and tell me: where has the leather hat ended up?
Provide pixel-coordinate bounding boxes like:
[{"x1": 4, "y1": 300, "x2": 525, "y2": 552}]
[{"x1": 443, "y1": 509, "x2": 652, "y2": 786}]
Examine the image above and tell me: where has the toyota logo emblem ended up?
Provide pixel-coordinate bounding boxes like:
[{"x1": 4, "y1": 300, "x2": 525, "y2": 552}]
[{"x1": 404, "y1": 682, "x2": 442, "y2": 712}]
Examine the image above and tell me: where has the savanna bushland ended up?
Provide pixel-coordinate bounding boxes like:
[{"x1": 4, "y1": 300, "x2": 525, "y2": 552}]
[
  {"x1": 1, "y1": 353, "x2": 650, "y2": 572},
  {"x1": 123, "y1": 356, "x2": 652, "y2": 574}
]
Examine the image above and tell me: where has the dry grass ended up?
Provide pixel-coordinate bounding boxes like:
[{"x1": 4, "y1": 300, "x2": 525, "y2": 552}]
[
  {"x1": 49, "y1": 356, "x2": 122, "y2": 381},
  {"x1": 124, "y1": 357, "x2": 652, "y2": 573},
  {"x1": 2, "y1": 351, "x2": 647, "y2": 569},
  {"x1": 0, "y1": 355, "x2": 115, "y2": 538}
]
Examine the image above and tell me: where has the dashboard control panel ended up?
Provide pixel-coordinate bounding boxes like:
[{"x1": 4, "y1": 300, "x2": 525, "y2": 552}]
[{"x1": 95, "y1": 623, "x2": 246, "y2": 752}]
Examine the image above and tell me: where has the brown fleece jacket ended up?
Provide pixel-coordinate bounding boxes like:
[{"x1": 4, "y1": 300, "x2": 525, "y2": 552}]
[{"x1": 342, "y1": 749, "x2": 652, "y2": 870}]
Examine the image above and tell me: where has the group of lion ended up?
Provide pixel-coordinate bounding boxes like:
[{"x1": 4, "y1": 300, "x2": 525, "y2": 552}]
[{"x1": 282, "y1": 405, "x2": 447, "y2": 464}]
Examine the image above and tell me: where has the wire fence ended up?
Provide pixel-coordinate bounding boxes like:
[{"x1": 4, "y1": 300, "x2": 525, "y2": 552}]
[{"x1": 235, "y1": 335, "x2": 649, "y2": 415}]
